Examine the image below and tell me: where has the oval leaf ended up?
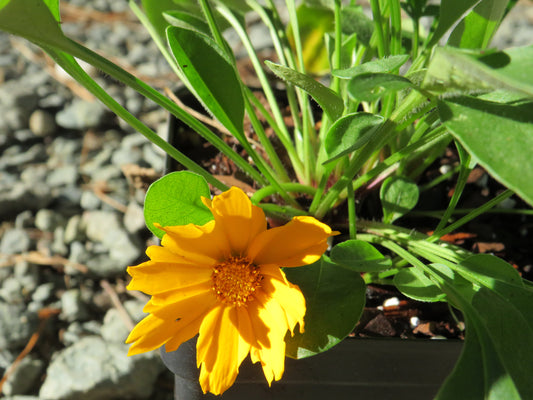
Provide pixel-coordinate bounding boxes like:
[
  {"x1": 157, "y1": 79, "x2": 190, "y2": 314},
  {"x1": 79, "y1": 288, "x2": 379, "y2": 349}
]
[
  {"x1": 144, "y1": 171, "x2": 213, "y2": 239},
  {"x1": 323, "y1": 112, "x2": 383, "y2": 164},
  {"x1": 166, "y1": 26, "x2": 245, "y2": 135},
  {"x1": 380, "y1": 176, "x2": 419, "y2": 223},
  {"x1": 333, "y1": 55, "x2": 409, "y2": 79},
  {"x1": 347, "y1": 73, "x2": 414, "y2": 102},
  {"x1": 330, "y1": 240, "x2": 392, "y2": 272},
  {"x1": 438, "y1": 96, "x2": 533, "y2": 207},
  {"x1": 394, "y1": 267, "x2": 447, "y2": 302},
  {"x1": 284, "y1": 257, "x2": 366, "y2": 359},
  {"x1": 266, "y1": 61, "x2": 344, "y2": 121}
]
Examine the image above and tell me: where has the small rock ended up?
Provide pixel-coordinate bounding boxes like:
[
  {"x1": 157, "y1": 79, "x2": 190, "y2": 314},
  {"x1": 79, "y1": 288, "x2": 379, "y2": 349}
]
[
  {"x1": 64, "y1": 215, "x2": 86, "y2": 244},
  {"x1": 60, "y1": 289, "x2": 91, "y2": 322},
  {"x1": 1, "y1": 356, "x2": 45, "y2": 396},
  {"x1": 80, "y1": 190, "x2": 101, "y2": 210},
  {"x1": 51, "y1": 226, "x2": 69, "y2": 256},
  {"x1": 61, "y1": 321, "x2": 102, "y2": 347},
  {"x1": 35, "y1": 209, "x2": 64, "y2": 232},
  {"x1": 55, "y1": 99, "x2": 108, "y2": 130},
  {"x1": 0, "y1": 277, "x2": 24, "y2": 304},
  {"x1": 0, "y1": 182, "x2": 52, "y2": 220},
  {"x1": 46, "y1": 165, "x2": 79, "y2": 187},
  {"x1": 0, "y1": 228, "x2": 31, "y2": 255},
  {"x1": 100, "y1": 308, "x2": 130, "y2": 343},
  {"x1": 0, "y1": 302, "x2": 38, "y2": 350},
  {"x1": 32, "y1": 282, "x2": 56, "y2": 303},
  {"x1": 14, "y1": 210, "x2": 34, "y2": 229},
  {"x1": 39, "y1": 336, "x2": 163, "y2": 400},
  {"x1": 29, "y1": 109, "x2": 57, "y2": 136},
  {"x1": 123, "y1": 201, "x2": 145, "y2": 234}
]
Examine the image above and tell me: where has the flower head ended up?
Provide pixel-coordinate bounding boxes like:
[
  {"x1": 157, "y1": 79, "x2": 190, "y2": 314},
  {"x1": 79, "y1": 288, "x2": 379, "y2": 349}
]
[{"x1": 126, "y1": 187, "x2": 338, "y2": 395}]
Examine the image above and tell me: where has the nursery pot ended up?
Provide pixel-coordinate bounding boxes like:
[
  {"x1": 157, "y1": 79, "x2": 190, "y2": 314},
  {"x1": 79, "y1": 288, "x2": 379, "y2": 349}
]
[
  {"x1": 160, "y1": 106, "x2": 463, "y2": 400},
  {"x1": 160, "y1": 336, "x2": 463, "y2": 400}
]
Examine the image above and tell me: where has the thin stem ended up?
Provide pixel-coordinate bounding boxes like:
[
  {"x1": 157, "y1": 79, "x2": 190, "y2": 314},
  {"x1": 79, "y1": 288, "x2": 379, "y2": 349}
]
[
  {"x1": 389, "y1": 0, "x2": 402, "y2": 55},
  {"x1": 60, "y1": 38, "x2": 267, "y2": 186},
  {"x1": 429, "y1": 189, "x2": 515, "y2": 241},
  {"x1": 251, "y1": 183, "x2": 316, "y2": 204},
  {"x1": 432, "y1": 143, "x2": 472, "y2": 234},
  {"x1": 369, "y1": 0, "x2": 387, "y2": 57},
  {"x1": 347, "y1": 172, "x2": 357, "y2": 239}
]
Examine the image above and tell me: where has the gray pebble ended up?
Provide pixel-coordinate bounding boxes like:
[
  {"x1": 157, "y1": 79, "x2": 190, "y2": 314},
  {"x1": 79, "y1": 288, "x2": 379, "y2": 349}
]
[
  {"x1": 60, "y1": 289, "x2": 91, "y2": 322},
  {"x1": 123, "y1": 201, "x2": 145, "y2": 234},
  {"x1": 100, "y1": 308, "x2": 130, "y2": 343},
  {"x1": 0, "y1": 302, "x2": 38, "y2": 349},
  {"x1": 39, "y1": 335, "x2": 163, "y2": 400},
  {"x1": 0, "y1": 228, "x2": 31, "y2": 255},
  {"x1": 31, "y1": 282, "x2": 56, "y2": 303},
  {"x1": 0, "y1": 277, "x2": 24, "y2": 304},
  {"x1": 35, "y1": 209, "x2": 64, "y2": 232},
  {"x1": 55, "y1": 99, "x2": 108, "y2": 130},
  {"x1": 29, "y1": 109, "x2": 57, "y2": 136},
  {"x1": 1, "y1": 356, "x2": 45, "y2": 396},
  {"x1": 64, "y1": 215, "x2": 86, "y2": 244},
  {"x1": 46, "y1": 165, "x2": 79, "y2": 187},
  {"x1": 80, "y1": 190, "x2": 102, "y2": 210},
  {"x1": 14, "y1": 210, "x2": 34, "y2": 229}
]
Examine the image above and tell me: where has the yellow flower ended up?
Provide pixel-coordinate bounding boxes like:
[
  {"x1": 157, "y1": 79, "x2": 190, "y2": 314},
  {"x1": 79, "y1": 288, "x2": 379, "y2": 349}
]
[{"x1": 126, "y1": 186, "x2": 338, "y2": 395}]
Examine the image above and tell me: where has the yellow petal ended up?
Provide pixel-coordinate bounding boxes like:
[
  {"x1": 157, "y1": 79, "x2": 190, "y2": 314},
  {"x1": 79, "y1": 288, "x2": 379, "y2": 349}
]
[
  {"x1": 248, "y1": 216, "x2": 337, "y2": 267},
  {"x1": 206, "y1": 187, "x2": 267, "y2": 256},
  {"x1": 149, "y1": 281, "x2": 214, "y2": 307},
  {"x1": 247, "y1": 293, "x2": 287, "y2": 384},
  {"x1": 197, "y1": 305, "x2": 243, "y2": 395},
  {"x1": 261, "y1": 274, "x2": 306, "y2": 335},
  {"x1": 126, "y1": 258, "x2": 212, "y2": 295},
  {"x1": 163, "y1": 313, "x2": 205, "y2": 352},
  {"x1": 158, "y1": 220, "x2": 230, "y2": 265},
  {"x1": 126, "y1": 314, "x2": 175, "y2": 355},
  {"x1": 143, "y1": 288, "x2": 216, "y2": 321}
]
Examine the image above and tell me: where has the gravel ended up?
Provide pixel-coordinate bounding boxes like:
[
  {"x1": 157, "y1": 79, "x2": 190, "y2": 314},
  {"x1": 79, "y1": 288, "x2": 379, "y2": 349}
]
[{"x1": 0, "y1": 0, "x2": 531, "y2": 399}]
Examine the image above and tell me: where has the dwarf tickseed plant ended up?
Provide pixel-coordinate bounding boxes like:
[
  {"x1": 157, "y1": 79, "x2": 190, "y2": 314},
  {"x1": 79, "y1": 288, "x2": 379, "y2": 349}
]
[{"x1": 2, "y1": 0, "x2": 533, "y2": 398}]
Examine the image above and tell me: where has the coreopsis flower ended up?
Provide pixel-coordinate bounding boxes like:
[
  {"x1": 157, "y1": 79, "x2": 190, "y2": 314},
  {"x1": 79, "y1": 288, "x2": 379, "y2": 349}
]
[{"x1": 126, "y1": 186, "x2": 338, "y2": 395}]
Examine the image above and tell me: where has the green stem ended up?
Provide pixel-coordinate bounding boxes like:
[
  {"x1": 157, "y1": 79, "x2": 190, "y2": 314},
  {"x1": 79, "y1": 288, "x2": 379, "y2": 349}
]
[
  {"x1": 432, "y1": 143, "x2": 472, "y2": 234},
  {"x1": 314, "y1": 90, "x2": 427, "y2": 218},
  {"x1": 60, "y1": 38, "x2": 267, "y2": 186},
  {"x1": 429, "y1": 189, "x2": 515, "y2": 241},
  {"x1": 389, "y1": 0, "x2": 402, "y2": 55},
  {"x1": 369, "y1": 0, "x2": 387, "y2": 57},
  {"x1": 251, "y1": 183, "x2": 317, "y2": 204}
]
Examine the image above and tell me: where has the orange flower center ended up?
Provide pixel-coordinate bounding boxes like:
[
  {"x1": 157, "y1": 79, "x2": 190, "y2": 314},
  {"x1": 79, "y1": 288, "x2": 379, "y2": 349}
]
[{"x1": 212, "y1": 256, "x2": 263, "y2": 306}]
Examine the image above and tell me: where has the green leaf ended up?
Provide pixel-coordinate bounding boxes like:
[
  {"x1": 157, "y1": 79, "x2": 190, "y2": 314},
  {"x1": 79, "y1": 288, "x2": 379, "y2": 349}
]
[
  {"x1": 323, "y1": 112, "x2": 383, "y2": 164},
  {"x1": 394, "y1": 266, "x2": 446, "y2": 302},
  {"x1": 143, "y1": 171, "x2": 213, "y2": 239},
  {"x1": 340, "y1": 5, "x2": 374, "y2": 47},
  {"x1": 333, "y1": 55, "x2": 409, "y2": 79},
  {"x1": 266, "y1": 61, "x2": 344, "y2": 121},
  {"x1": 330, "y1": 240, "x2": 392, "y2": 272},
  {"x1": 141, "y1": 0, "x2": 180, "y2": 40},
  {"x1": 449, "y1": 0, "x2": 508, "y2": 49},
  {"x1": 166, "y1": 26, "x2": 245, "y2": 136},
  {"x1": 425, "y1": 262, "x2": 533, "y2": 400},
  {"x1": 164, "y1": 11, "x2": 211, "y2": 36},
  {"x1": 380, "y1": 176, "x2": 419, "y2": 223},
  {"x1": 438, "y1": 96, "x2": 533, "y2": 207},
  {"x1": 0, "y1": 0, "x2": 68, "y2": 50},
  {"x1": 423, "y1": 46, "x2": 533, "y2": 97},
  {"x1": 284, "y1": 257, "x2": 366, "y2": 359},
  {"x1": 427, "y1": 0, "x2": 478, "y2": 47},
  {"x1": 347, "y1": 73, "x2": 414, "y2": 102}
]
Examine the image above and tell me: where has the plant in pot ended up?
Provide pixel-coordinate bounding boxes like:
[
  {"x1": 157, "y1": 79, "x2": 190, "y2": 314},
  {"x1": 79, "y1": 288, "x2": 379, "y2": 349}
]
[{"x1": 2, "y1": 0, "x2": 533, "y2": 399}]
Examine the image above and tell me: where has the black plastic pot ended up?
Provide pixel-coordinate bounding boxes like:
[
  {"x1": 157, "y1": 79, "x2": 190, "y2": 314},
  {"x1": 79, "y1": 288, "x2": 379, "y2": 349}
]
[{"x1": 160, "y1": 336, "x2": 462, "y2": 400}]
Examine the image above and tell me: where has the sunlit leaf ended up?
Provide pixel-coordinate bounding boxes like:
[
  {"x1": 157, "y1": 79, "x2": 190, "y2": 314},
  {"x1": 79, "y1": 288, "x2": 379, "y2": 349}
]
[
  {"x1": 266, "y1": 61, "x2": 344, "y2": 121},
  {"x1": 167, "y1": 26, "x2": 245, "y2": 136},
  {"x1": 333, "y1": 55, "x2": 409, "y2": 79},
  {"x1": 394, "y1": 266, "x2": 446, "y2": 302},
  {"x1": 323, "y1": 112, "x2": 383, "y2": 164},
  {"x1": 144, "y1": 171, "x2": 213, "y2": 239},
  {"x1": 347, "y1": 73, "x2": 414, "y2": 102},
  {"x1": 439, "y1": 96, "x2": 533, "y2": 207}
]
